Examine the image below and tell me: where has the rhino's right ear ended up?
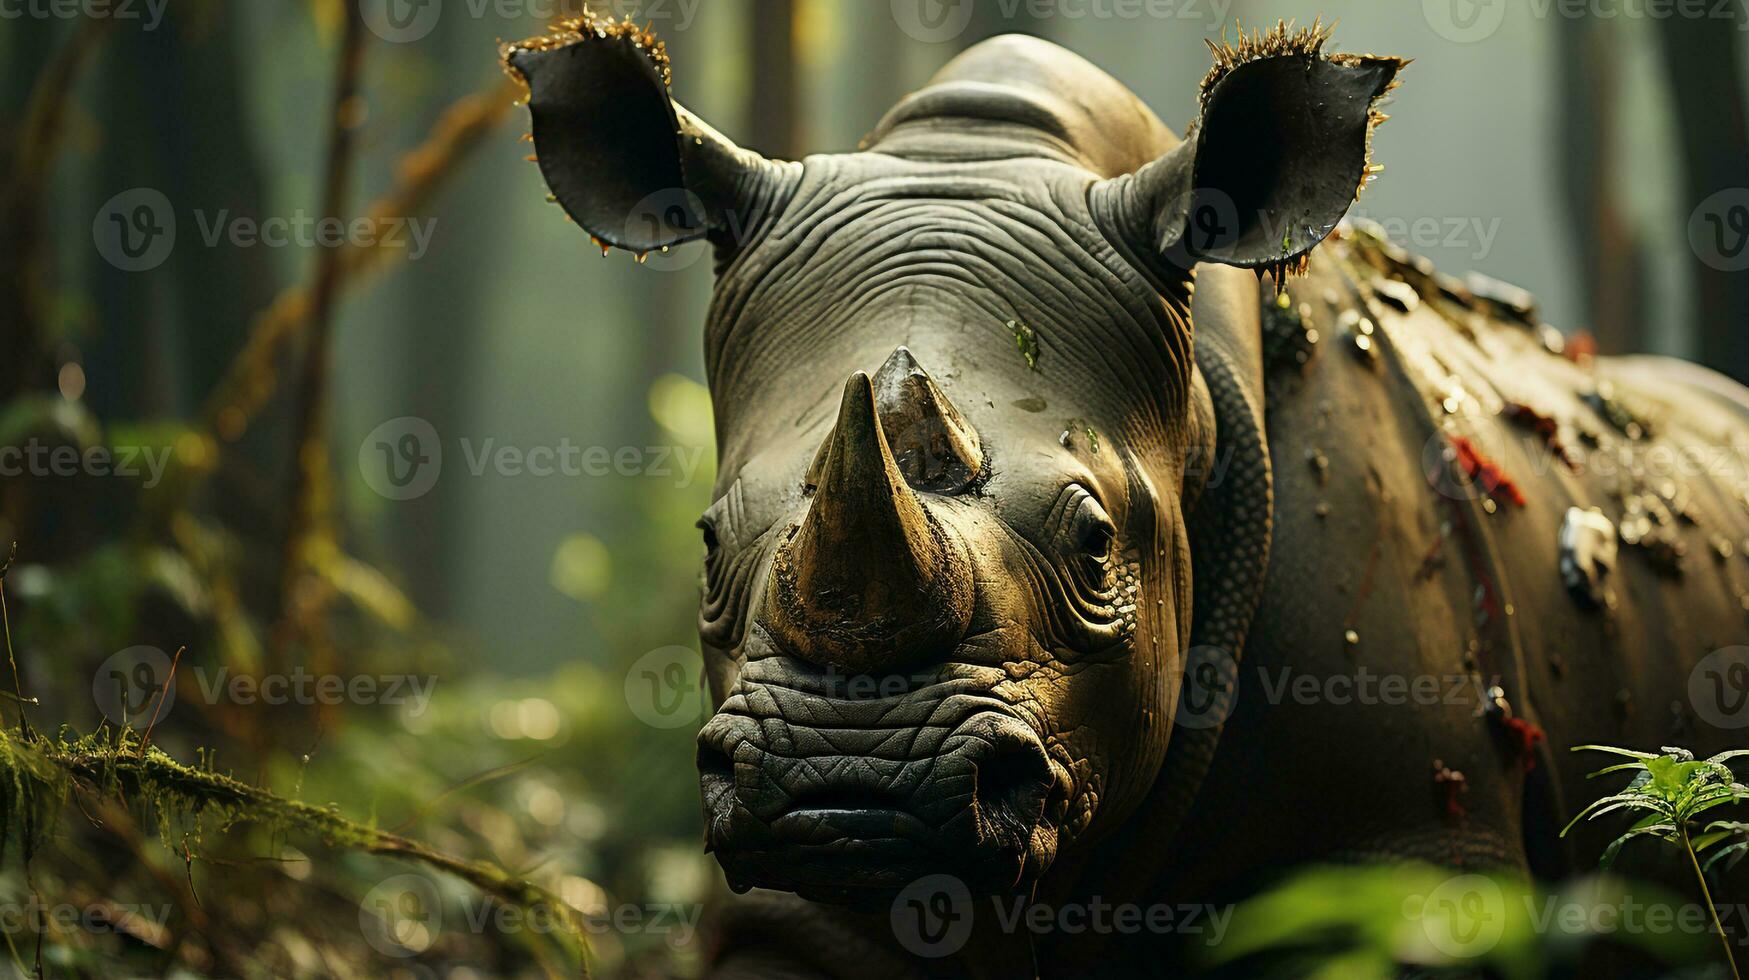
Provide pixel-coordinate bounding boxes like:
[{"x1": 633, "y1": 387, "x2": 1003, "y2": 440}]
[
  {"x1": 501, "y1": 18, "x2": 798, "y2": 255},
  {"x1": 1091, "y1": 21, "x2": 1405, "y2": 281}
]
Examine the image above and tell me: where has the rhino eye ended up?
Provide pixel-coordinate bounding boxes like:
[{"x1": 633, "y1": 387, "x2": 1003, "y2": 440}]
[{"x1": 1076, "y1": 498, "x2": 1115, "y2": 561}]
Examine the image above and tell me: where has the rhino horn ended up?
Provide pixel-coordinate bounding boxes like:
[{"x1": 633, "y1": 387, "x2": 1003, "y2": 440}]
[
  {"x1": 765, "y1": 373, "x2": 974, "y2": 672},
  {"x1": 869, "y1": 347, "x2": 983, "y2": 494}
]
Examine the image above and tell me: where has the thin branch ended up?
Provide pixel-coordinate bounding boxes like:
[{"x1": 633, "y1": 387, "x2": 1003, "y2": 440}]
[
  {"x1": 0, "y1": 544, "x2": 36, "y2": 741},
  {"x1": 272, "y1": 0, "x2": 370, "y2": 672},
  {"x1": 197, "y1": 80, "x2": 519, "y2": 444},
  {"x1": 137, "y1": 646, "x2": 183, "y2": 757}
]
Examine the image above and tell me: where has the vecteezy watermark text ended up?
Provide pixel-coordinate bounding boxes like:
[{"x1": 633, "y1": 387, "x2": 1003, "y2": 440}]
[
  {"x1": 0, "y1": 0, "x2": 166, "y2": 29},
  {"x1": 890, "y1": 875, "x2": 1232, "y2": 958},
  {"x1": 891, "y1": 0, "x2": 1234, "y2": 42},
  {"x1": 93, "y1": 188, "x2": 436, "y2": 273},
  {"x1": 359, "y1": 416, "x2": 709, "y2": 501},
  {"x1": 92, "y1": 647, "x2": 438, "y2": 726},
  {"x1": 363, "y1": 0, "x2": 704, "y2": 43},
  {"x1": 0, "y1": 441, "x2": 172, "y2": 488},
  {"x1": 359, "y1": 873, "x2": 702, "y2": 958},
  {"x1": 1424, "y1": 0, "x2": 1749, "y2": 44}
]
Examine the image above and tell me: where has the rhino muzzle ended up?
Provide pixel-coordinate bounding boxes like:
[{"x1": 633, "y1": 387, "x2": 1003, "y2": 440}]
[
  {"x1": 696, "y1": 656, "x2": 1064, "y2": 903},
  {"x1": 698, "y1": 357, "x2": 1065, "y2": 902}
]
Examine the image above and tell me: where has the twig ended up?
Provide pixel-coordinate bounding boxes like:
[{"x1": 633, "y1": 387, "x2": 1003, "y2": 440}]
[
  {"x1": 0, "y1": 544, "x2": 36, "y2": 741},
  {"x1": 389, "y1": 752, "x2": 545, "y2": 835},
  {"x1": 18, "y1": 736, "x2": 590, "y2": 969},
  {"x1": 197, "y1": 80, "x2": 518, "y2": 444},
  {"x1": 137, "y1": 646, "x2": 183, "y2": 758},
  {"x1": 273, "y1": 0, "x2": 370, "y2": 672}
]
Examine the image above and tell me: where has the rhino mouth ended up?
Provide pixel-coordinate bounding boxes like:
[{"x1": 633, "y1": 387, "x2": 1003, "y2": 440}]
[{"x1": 696, "y1": 656, "x2": 1067, "y2": 905}]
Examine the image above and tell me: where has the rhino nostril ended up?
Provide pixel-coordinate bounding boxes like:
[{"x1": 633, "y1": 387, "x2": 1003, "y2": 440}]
[
  {"x1": 697, "y1": 740, "x2": 736, "y2": 823},
  {"x1": 971, "y1": 739, "x2": 1053, "y2": 847}
]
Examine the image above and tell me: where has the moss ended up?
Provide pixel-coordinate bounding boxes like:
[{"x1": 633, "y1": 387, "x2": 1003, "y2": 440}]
[
  {"x1": 0, "y1": 727, "x2": 590, "y2": 969},
  {"x1": 1009, "y1": 319, "x2": 1040, "y2": 371}
]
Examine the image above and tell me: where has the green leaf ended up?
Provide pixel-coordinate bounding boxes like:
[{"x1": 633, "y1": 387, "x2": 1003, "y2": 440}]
[
  {"x1": 1572, "y1": 744, "x2": 1661, "y2": 761},
  {"x1": 1602, "y1": 824, "x2": 1676, "y2": 868}
]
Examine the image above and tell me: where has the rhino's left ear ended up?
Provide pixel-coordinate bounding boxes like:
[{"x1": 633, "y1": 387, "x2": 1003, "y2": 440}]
[
  {"x1": 1092, "y1": 22, "x2": 1406, "y2": 279},
  {"x1": 502, "y1": 16, "x2": 798, "y2": 255}
]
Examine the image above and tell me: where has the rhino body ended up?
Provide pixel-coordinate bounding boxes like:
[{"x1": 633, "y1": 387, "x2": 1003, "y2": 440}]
[
  {"x1": 705, "y1": 243, "x2": 1749, "y2": 978},
  {"x1": 502, "y1": 19, "x2": 1749, "y2": 977}
]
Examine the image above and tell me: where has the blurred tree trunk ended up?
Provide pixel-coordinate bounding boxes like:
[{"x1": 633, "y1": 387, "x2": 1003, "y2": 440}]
[
  {"x1": 1657, "y1": 12, "x2": 1749, "y2": 381},
  {"x1": 0, "y1": 23, "x2": 53, "y2": 402},
  {"x1": 85, "y1": 8, "x2": 278, "y2": 420},
  {"x1": 845, "y1": 4, "x2": 903, "y2": 147},
  {"x1": 1556, "y1": 18, "x2": 1644, "y2": 354},
  {"x1": 749, "y1": 0, "x2": 799, "y2": 158}
]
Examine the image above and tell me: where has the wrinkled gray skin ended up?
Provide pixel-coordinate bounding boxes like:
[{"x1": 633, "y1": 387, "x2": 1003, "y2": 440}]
[{"x1": 508, "y1": 28, "x2": 1749, "y2": 978}]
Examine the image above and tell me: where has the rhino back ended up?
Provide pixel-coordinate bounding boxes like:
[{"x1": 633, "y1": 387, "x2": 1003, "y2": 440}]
[{"x1": 1169, "y1": 224, "x2": 1749, "y2": 904}]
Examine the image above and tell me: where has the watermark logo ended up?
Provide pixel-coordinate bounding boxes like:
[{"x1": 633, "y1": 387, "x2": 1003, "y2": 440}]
[
  {"x1": 891, "y1": 874, "x2": 975, "y2": 957},
  {"x1": 361, "y1": 0, "x2": 441, "y2": 43},
  {"x1": 358, "y1": 417, "x2": 708, "y2": 501},
  {"x1": 626, "y1": 188, "x2": 710, "y2": 273},
  {"x1": 1691, "y1": 646, "x2": 1749, "y2": 730},
  {"x1": 1409, "y1": 874, "x2": 1507, "y2": 958},
  {"x1": 625, "y1": 646, "x2": 707, "y2": 729},
  {"x1": 92, "y1": 645, "x2": 175, "y2": 726},
  {"x1": 93, "y1": 188, "x2": 175, "y2": 273},
  {"x1": 364, "y1": 0, "x2": 703, "y2": 43},
  {"x1": 360, "y1": 873, "x2": 443, "y2": 957},
  {"x1": 93, "y1": 648, "x2": 438, "y2": 726},
  {"x1": 0, "y1": 441, "x2": 173, "y2": 488},
  {"x1": 889, "y1": 875, "x2": 1233, "y2": 955},
  {"x1": 95, "y1": 190, "x2": 436, "y2": 272},
  {"x1": 360, "y1": 417, "x2": 443, "y2": 501},
  {"x1": 0, "y1": 0, "x2": 167, "y2": 30},
  {"x1": 1690, "y1": 188, "x2": 1749, "y2": 273},
  {"x1": 1347, "y1": 209, "x2": 1504, "y2": 261},
  {"x1": 1423, "y1": 0, "x2": 1509, "y2": 43},
  {"x1": 1160, "y1": 188, "x2": 1241, "y2": 271},
  {"x1": 892, "y1": 0, "x2": 977, "y2": 41},
  {"x1": 1176, "y1": 645, "x2": 1237, "y2": 730}
]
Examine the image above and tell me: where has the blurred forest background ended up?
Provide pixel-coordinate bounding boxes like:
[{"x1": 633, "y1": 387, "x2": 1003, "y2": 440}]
[{"x1": 2, "y1": 0, "x2": 1748, "y2": 976}]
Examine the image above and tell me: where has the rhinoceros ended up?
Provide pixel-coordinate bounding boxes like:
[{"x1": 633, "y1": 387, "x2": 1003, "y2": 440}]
[{"x1": 503, "y1": 17, "x2": 1749, "y2": 977}]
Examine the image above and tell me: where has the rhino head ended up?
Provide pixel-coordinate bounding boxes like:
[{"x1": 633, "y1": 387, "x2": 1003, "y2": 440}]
[{"x1": 505, "y1": 18, "x2": 1402, "y2": 904}]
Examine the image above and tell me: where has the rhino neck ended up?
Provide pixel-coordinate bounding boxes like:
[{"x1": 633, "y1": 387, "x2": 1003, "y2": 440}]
[
  {"x1": 1189, "y1": 265, "x2": 1269, "y2": 411},
  {"x1": 1039, "y1": 264, "x2": 1274, "y2": 927}
]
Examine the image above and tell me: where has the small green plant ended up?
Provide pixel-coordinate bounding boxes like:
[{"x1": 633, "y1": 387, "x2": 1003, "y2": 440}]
[{"x1": 1563, "y1": 744, "x2": 1749, "y2": 980}]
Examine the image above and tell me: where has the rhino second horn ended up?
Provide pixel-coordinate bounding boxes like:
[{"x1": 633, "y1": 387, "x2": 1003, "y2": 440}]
[
  {"x1": 870, "y1": 346, "x2": 983, "y2": 494},
  {"x1": 765, "y1": 372, "x2": 974, "y2": 673}
]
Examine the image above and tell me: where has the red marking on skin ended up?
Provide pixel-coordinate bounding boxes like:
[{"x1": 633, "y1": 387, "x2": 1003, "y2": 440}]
[
  {"x1": 1433, "y1": 760, "x2": 1468, "y2": 819},
  {"x1": 1499, "y1": 716, "x2": 1547, "y2": 772},
  {"x1": 1564, "y1": 331, "x2": 1598, "y2": 364},
  {"x1": 1450, "y1": 436, "x2": 1527, "y2": 508},
  {"x1": 1504, "y1": 402, "x2": 1577, "y2": 471},
  {"x1": 1416, "y1": 532, "x2": 1447, "y2": 581}
]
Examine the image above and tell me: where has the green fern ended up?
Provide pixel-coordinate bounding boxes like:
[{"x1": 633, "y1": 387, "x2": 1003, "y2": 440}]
[{"x1": 1562, "y1": 744, "x2": 1749, "y2": 980}]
